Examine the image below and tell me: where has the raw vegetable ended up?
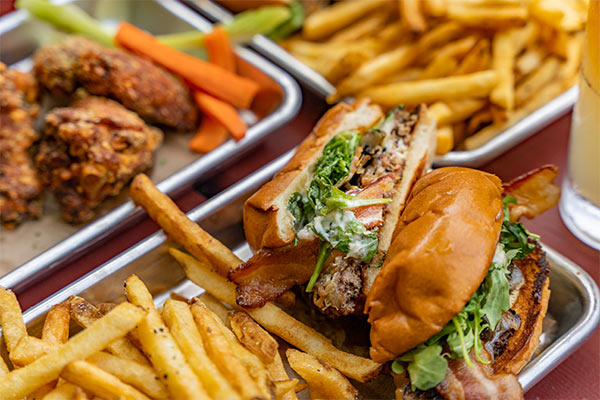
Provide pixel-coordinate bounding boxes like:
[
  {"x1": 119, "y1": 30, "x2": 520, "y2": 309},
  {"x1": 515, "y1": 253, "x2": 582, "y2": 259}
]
[
  {"x1": 204, "y1": 27, "x2": 236, "y2": 72},
  {"x1": 236, "y1": 57, "x2": 284, "y2": 118},
  {"x1": 189, "y1": 117, "x2": 229, "y2": 154},
  {"x1": 193, "y1": 92, "x2": 247, "y2": 140},
  {"x1": 116, "y1": 22, "x2": 259, "y2": 109},
  {"x1": 16, "y1": 0, "x2": 114, "y2": 47},
  {"x1": 391, "y1": 196, "x2": 538, "y2": 392},
  {"x1": 268, "y1": 2, "x2": 305, "y2": 42}
]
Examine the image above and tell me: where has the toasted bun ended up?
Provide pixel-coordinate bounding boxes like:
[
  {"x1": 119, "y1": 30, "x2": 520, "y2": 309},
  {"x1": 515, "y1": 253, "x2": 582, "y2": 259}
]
[
  {"x1": 243, "y1": 99, "x2": 384, "y2": 250},
  {"x1": 366, "y1": 167, "x2": 504, "y2": 363}
]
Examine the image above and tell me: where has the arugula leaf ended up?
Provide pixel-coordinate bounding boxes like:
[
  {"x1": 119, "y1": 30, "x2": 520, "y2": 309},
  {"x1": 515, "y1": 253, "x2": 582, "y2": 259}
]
[
  {"x1": 288, "y1": 192, "x2": 314, "y2": 239},
  {"x1": 400, "y1": 345, "x2": 448, "y2": 391},
  {"x1": 500, "y1": 196, "x2": 538, "y2": 260},
  {"x1": 309, "y1": 210, "x2": 379, "y2": 262},
  {"x1": 306, "y1": 241, "x2": 332, "y2": 292}
]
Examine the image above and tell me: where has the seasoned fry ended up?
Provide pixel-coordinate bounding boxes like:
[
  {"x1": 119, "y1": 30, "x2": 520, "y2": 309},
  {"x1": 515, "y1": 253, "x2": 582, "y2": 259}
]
[
  {"x1": 286, "y1": 349, "x2": 360, "y2": 400},
  {"x1": 515, "y1": 57, "x2": 560, "y2": 106},
  {"x1": 86, "y1": 352, "x2": 169, "y2": 399},
  {"x1": 302, "y1": 0, "x2": 387, "y2": 40},
  {"x1": 198, "y1": 293, "x2": 231, "y2": 327},
  {"x1": 0, "y1": 302, "x2": 145, "y2": 400},
  {"x1": 41, "y1": 303, "x2": 70, "y2": 346},
  {"x1": 161, "y1": 299, "x2": 240, "y2": 400},
  {"x1": 435, "y1": 125, "x2": 454, "y2": 155},
  {"x1": 191, "y1": 301, "x2": 265, "y2": 400},
  {"x1": 399, "y1": 0, "x2": 427, "y2": 33},
  {"x1": 170, "y1": 248, "x2": 383, "y2": 383},
  {"x1": 61, "y1": 360, "x2": 150, "y2": 400},
  {"x1": 0, "y1": 288, "x2": 28, "y2": 353},
  {"x1": 68, "y1": 296, "x2": 148, "y2": 365},
  {"x1": 124, "y1": 275, "x2": 208, "y2": 400},
  {"x1": 130, "y1": 174, "x2": 241, "y2": 276},
  {"x1": 361, "y1": 70, "x2": 498, "y2": 106}
]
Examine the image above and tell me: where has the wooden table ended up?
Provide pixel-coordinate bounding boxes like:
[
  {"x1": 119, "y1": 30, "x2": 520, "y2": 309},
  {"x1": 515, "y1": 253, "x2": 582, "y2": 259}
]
[{"x1": 15, "y1": 88, "x2": 600, "y2": 399}]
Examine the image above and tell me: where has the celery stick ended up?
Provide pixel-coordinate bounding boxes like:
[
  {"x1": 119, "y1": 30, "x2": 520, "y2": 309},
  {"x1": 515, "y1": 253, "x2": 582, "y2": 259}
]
[
  {"x1": 268, "y1": 2, "x2": 304, "y2": 42},
  {"x1": 16, "y1": 0, "x2": 114, "y2": 47},
  {"x1": 158, "y1": 30, "x2": 205, "y2": 49}
]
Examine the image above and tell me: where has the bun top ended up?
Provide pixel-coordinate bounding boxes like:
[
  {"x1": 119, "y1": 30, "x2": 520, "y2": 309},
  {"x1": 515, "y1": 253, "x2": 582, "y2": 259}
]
[{"x1": 366, "y1": 167, "x2": 504, "y2": 363}]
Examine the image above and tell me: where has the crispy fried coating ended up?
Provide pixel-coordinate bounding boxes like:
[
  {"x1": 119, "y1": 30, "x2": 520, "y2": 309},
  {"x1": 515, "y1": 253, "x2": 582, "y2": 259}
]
[
  {"x1": 36, "y1": 95, "x2": 163, "y2": 223},
  {"x1": 34, "y1": 37, "x2": 198, "y2": 131},
  {"x1": 0, "y1": 63, "x2": 42, "y2": 229}
]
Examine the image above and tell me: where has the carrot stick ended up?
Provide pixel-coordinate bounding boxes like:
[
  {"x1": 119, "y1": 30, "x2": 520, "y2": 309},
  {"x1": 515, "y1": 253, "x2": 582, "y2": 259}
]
[
  {"x1": 190, "y1": 117, "x2": 229, "y2": 154},
  {"x1": 204, "y1": 26, "x2": 236, "y2": 73},
  {"x1": 194, "y1": 92, "x2": 247, "y2": 140},
  {"x1": 115, "y1": 22, "x2": 259, "y2": 109},
  {"x1": 236, "y1": 57, "x2": 283, "y2": 118}
]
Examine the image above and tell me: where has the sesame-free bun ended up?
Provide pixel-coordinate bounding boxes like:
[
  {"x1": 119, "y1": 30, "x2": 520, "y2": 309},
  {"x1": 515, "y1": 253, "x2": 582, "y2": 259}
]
[{"x1": 366, "y1": 167, "x2": 504, "y2": 363}]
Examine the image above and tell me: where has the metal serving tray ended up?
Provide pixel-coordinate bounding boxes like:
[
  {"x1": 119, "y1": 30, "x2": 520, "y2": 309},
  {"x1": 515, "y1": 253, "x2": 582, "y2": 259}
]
[
  {"x1": 187, "y1": 0, "x2": 579, "y2": 168},
  {"x1": 0, "y1": 0, "x2": 301, "y2": 289},
  {"x1": 12, "y1": 150, "x2": 600, "y2": 396}
]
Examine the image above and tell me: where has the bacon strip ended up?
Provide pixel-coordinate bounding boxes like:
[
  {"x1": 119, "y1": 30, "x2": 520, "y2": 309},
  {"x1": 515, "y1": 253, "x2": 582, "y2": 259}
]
[
  {"x1": 503, "y1": 165, "x2": 560, "y2": 222},
  {"x1": 436, "y1": 353, "x2": 523, "y2": 400},
  {"x1": 348, "y1": 175, "x2": 395, "y2": 229}
]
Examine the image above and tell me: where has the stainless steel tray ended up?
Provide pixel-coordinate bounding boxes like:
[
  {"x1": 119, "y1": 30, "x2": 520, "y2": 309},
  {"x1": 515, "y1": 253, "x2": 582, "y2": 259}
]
[
  {"x1": 187, "y1": 0, "x2": 578, "y2": 168},
  {"x1": 0, "y1": 0, "x2": 301, "y2": 289},
  {"x1": 13, "y1": 150, "x2": 600, "y2": 396}
]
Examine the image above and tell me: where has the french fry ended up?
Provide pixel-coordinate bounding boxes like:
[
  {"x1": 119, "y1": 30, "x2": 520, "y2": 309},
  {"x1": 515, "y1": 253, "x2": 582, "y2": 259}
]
[
  {"x1": 9, "y1": 336, "x2": 51, "y2": 367},
  {"x1": 97, "y1": 303, "x2": 117, "y2": 315},
  {"x1": 360, "y1": 70, "x2": 498, "y2": 106},
  {"x1": 516, "y1": 47, "x2": 544, "y2": 76},
  {"x1": 419, "y1": 55, "x2": 458, "y2": 79},
  {"x1": 86, "y1": 352, "x2": 169, "y2": 399},
  {"x1": 190, "y1": 301, "x2": 265, "y2": 400},
  {"x1": 229, "y1": 311, "x2": 278, "y2": 365},
  {"x1": 490, "y1": 30, "x2": 516, "y2": 109},
  {"x1": 0, "y1": 355, "x2": 8, "y2": 375},
  {"x1": 198, "y1": 293, "x2": 231, "y2": 327},
  {"x1": 274, "y1": 379, "x2": 299, "y2": 400},
  {"x1": 466, "y1": 107, "x2": 494, "y2": 135},
  {"x1": 559, "y1": 32, "x2": 585, "y2": 79},
  {"x1": 0, "y1": 302, "x2": 145, "y2": 400},
  {"x1": 68, "y1": 296, "x2": 148, "y2": 365},
  {"x1": 531, "y1": 0, "x2": 586, "y2": 32},
  {"x1": 380, "y1": 68, "x2": 423, "y2": 84},
  {"x1": 42, "y1": 383, "x2": 80, "y2": 400},
  {"x1": 399, "y1": 0, "x2": 427, "y2": 33},
  {"x1": 447, "y1": 3, "x2": 528, "y2": 27},
  {"x1": 515, "y1": 57, "x2": 560, "y2": 106},
  {"x1": 41, "y1": 303, "x2": 70, "y2": 346},
  {"x1": 170, "y1": 248, "x2": 383, "y2": 383},
  {"x1": 421, "y1": 35, "x2": 478, "y2": 66},
  {"x1": 0, "y1": 288, "x2": 27, "y2": 353},
  {"x1": 74, "y1": 388, "x2": 89, "y2": 400},
  {"x1": 302, "y1": 0, "x2": 388, "y2": 40},
  {"x1": 161, "y1": 299, "x2": 240, "y2": 400},
  {"x1": 286, "y1": 349, "x2": 361, "y2": 400},
  {"x1": 455, "y1": 38, "x2": 491, "y2": 74},
  {"x1": 130, "y1": 174, "x2": 241, "y2": 277},
  {"x1": 329, "y1": 11, "x2": 388, "y2": 43},
  {"x1": 423, "y1": 0, "x2": 446, "y2": 17},
  {"x1": 61, "y1": 360, "x2": 150, "y2": 400},
  {"x1": 124, "y1": 275, "x2": 209, "y2": 400},
  {"x1": 435, "y1": 125, "x2": 454, "y2": 155}
]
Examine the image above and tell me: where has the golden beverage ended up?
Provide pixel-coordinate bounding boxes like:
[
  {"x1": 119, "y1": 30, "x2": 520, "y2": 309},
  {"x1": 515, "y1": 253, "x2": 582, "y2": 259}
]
[{"x1": 560, "y1": 1, "x2": 600, "y2": 249}]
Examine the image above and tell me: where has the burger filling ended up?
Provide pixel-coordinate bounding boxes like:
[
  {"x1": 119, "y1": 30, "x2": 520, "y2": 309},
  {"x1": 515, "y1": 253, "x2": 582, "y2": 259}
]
[
  {"x1": 391, "y1": 196, "x2": 539, "y2": 392},
  {"x1": 287, "y1": 106, "x2": 420, "y2": 316}
]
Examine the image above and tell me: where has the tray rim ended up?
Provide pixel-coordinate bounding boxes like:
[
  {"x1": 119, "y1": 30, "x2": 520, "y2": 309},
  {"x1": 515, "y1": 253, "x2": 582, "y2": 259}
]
[
  {"x1": 13, "y1": 150, "x2": 600, "y2": 394},
  {"x1": 0, "y1": 0, "x2": 302, "y2": 291},
  {"x1": 186, "y1": 0, "x2": 579, "y2": 168}
]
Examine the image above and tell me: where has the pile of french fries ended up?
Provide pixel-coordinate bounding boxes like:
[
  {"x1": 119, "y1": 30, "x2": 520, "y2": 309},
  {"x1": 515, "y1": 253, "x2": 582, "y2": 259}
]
[{"x1": 282, "y1": 0, "x2": 588, "y2": 153}]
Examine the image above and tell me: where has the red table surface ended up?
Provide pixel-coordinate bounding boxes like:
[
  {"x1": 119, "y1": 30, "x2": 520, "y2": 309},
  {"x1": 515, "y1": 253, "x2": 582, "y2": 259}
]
[{"x1": 12, "y1": 87, "x2": 598, "y2": 399}]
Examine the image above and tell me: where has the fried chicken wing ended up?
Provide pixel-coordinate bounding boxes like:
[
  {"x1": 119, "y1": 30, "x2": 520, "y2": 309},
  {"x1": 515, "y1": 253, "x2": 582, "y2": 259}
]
[
  {"x1": 36, "y1": 95, "x2": 163, "y2": 223},
  {"x1": 34, "y1": 37, "x2": 198, "y2": 131},
  {"x1": 0, "y1": 63, "x2": 42, "y2": 229}
]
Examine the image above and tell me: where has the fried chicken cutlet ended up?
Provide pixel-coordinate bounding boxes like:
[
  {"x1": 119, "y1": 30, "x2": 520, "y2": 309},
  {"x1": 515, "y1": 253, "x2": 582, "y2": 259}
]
[
  {"x1": 36, "y1": 95, "x2": 163, "y2": 223},
  {"x1": 0, "y1": 63, "x2": 42, "y2": 229},
  {"x1": 34, "y1": 37, "x2": 197, "y2": 131}
]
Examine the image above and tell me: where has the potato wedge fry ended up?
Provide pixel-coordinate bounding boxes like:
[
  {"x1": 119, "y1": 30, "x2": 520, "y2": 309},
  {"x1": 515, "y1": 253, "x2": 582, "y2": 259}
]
[
  {"x1": 435, "y1": 125, "x2": 454, "y2": 155},
  {"x1": 41, "y1": 303, "x2": 70, "y2": 346},
  {"x1": 170, "y1": 248, "x2": 383, "y2": 383},
  {"x1": 61, "y1": 360, "x2": 150, "y2": 400},
  {"x1": 68, "y1": 296, "x2": 148, "y2": 365},
  {"x1": 42, "y1": 382, "x2": 79, "y2": 400},
  {"x1": 0, "y1": 288, "x2": 27, "y2": 353},
  {"x1": 198, "y1": 293, "x2": 231, "y2": 327},
  {"x1": 302, "y1": 0, "x2": 387, "y2": 40},
  {"x1": 229, "y1": 311, "x2": 278, "y2": 365},
  {"x1": 360, "y1": 70, "x2": 498, "y2": 106},
  {"x1": 399, "y1": 0, "x2": 427, "y2": 33},
  {"x1": 286, "y1": 349, "x2": 360, "y2": 400},
  {"x1": 124, "y1": 275, "x2": 209, "y2": 400},
  {"x1": 329, "y1": 11, "x2": 388, "y2": 43},
  {"x1": 515, "y1": 57, "x2": 560, "y2": 106},
  {"x1": 0, "y1": 302, "x2": 145, "y2": 400},
  {"x1": 86, "y1": 352, "x2": 168, "y2": 399},
  {"x1": 161, "y1": 299, "x2": 240, "y2": 400},
  {"x1": 130, "y1": 174, "x2": 241, "y2": 276},
  {"x1": 191, "y1": 301, "x2": 265, "y2": 400}
]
